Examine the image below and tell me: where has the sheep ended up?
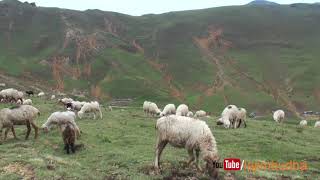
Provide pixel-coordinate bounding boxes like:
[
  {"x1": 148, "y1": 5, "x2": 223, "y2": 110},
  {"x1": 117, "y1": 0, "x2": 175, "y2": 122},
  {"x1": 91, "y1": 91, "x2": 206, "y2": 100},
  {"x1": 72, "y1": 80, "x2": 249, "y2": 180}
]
[
  {"x1": 38, "y1": 92, "x2": 45, "y2": 97},
  {"x1": 195, "y1": 110, "x2": 206, "y2": 118},
  {"x1": 143, "y1": 101, "x2": 161, "y2": 116},
  {"x1": 23, "y1": 99, "x2": 32, "y2": 105},
  {"x1": 217, "y1": 105, "x2": 238, "y2": 128},
  {"x1": 299, "y1": 120, "x2": 307, "y2": 127},
  {"x1": 51, "y1": 95, "x2": 56, "y2": 100},
  {"x1": 143, "y1": 101, "x2": 151, "y2": 115},
  {"x1": 25, "y1": 90, "x2": 34, "y2": 96},
  {"x1": 154, "y1": 115, "x2": 219, "y2": 178},
  {"x1": 0, "y1": 88, "x2": 23, "y2": 103},
  {"x1": 78, "y1": 101, "x2": 102, "y2": 119},
  {"x1": 58, "y1": 98, "x2": 74, "y2": 106},
  {"x1": 314, "y1": 121, "x2": 320, "y2": 128},
  {"x1": 41, "y1": 111, "x2": 80, "y2": 138},
  {"x1": 273, "y1": 110, "x2": 285, "y2": 123},
  {"x1": 61, "y1": 122, "x2": 76, "y2": 154},
  {"x1": 160, "y1": 104, "x2": 176, "y2": 117},
  {"x1": 234, "y1": 108, "x2": 247, "y2": 128},
  {"x1": 176, "y1": 104, "x2": 189, "y2": 116},
  {"x1": 108, "y1": 106, "x2": 113, "y2": 111},
  {"x1": 0, "y1": 105, "x2": 40, "y2": 143},
  {"x1": 187, "y1": 111, "x2": 194, "y2": 117},
  {"x1": 67, "y1": 101, "x2": 86, "y2": 111}
]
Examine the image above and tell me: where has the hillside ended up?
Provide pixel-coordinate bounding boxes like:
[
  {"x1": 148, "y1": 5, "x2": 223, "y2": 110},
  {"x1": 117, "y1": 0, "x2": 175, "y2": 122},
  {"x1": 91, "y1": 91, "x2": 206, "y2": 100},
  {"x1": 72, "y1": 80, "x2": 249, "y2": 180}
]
[{"x1": 1, "y1": 0, "x2": 320, "y2": 115}]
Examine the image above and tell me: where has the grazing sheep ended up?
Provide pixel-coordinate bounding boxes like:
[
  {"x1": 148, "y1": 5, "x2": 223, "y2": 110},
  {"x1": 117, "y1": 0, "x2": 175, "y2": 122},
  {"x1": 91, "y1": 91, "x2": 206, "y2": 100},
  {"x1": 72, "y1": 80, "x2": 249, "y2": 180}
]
[
  {"x1": 51, "y1": 95, "x2": 56, "y2": 100},
  {"x1": 42, "y1": 111, "x2": 80, "y2": 138},
  {"x1": 67, "y1": 101, "x2": 86, "y2": 111},
  {"x1": 299, "y1": 120, "x2": 307, "y2": 127},
  {"x1": 0, "y1": 105, "x2": 40, "y2": 143},
  {"x1": 78, "y1": 101, "x2": 102, "y2": 119},
  {"x1": 58, "y1": 98, "x2": 74, "y2": 107},
  {"x1": 218, "y1": 105, "x2": 238, "y2": 129},
  {"x1": 273, "y1": 110, "x2": 285, "y2": 123},
  {"x1": 160, "y1": 104, "x2": 176, "y2": 117},
  {"x1": 195, "y1": 110, "x2": 206, "y2": 118},
  {"x1": 149, "y1": 102, "x2": 161, "y2": 116},
  {"x1": 61, "y1": 122, "x2": 76, "y2": 154},
  {"x1": 235, "y1": 108, "x2": 247, "y2": 128},
  {"x1": 22, "y1": 99, "x2": 32, "y2": 105},
  {"x1": 187, "y1": 111, "x2": 194, "y2": 117},
  {"x1": 143, "y1": 101, "x2": 151, "y2": 115},
  {"x1": 314, "y1": 121, "x2": 320, "y2": 128},
  {"x1": 25, "y1": 90, "x2": 34, "y2": 96},
  {"x1": 0, "y1": 88, "x2": 23, "y2": 103},
  {"x1": 176, "y1": 104, "x2": 189, "y2": 116},
  {"x1": 38, "y1": 92, "x2": 45, "y2": 97},
  {"x1": 154, "y1": 115, "x2": 219, "y2": 178}
]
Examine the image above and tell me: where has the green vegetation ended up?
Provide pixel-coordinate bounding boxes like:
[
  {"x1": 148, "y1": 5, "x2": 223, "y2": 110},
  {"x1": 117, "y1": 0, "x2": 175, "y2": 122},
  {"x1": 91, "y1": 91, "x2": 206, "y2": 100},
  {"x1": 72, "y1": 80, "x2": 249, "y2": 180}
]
[{"x1": 0, "y1": 99, "x2": 319, "y2": 179}]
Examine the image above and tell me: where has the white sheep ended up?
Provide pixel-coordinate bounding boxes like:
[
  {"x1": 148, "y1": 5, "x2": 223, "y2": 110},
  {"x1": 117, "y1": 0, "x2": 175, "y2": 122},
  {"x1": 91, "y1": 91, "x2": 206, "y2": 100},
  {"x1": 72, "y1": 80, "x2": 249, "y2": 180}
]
[
  {"x1": 234, "y1": 108, "x2": 247, "y2": 128},
  {"x1": 160, "y1": 104, "x2": 176, "y2": 117},
  {"x1": 51, "y1": 95, "x2": 56, "y2": 100},
  {"x1": 273, "y1": 110, "x2": 285, "y2": 123},
  {"x1": 195, "y1": 110, "x2": 206, "y2": 118},
  {"x1": 187, "y1": 111, "x2": 194, "y2": 117},
  {"x1": 218, "y1": 105, "x2": 238, "y2": 128},
  {"x1": 42, "y1": 111, "x2": 80, "y2": 138},
  {"x1": 176, "y1": 104, "x2": 189, "y2": 116},
  {"x1": 154, "y1": 115, "x2": 219, "y2": 178},
  {"x1": 68, "y1": 101, "x2": 86, "y2": 111},
  {"x1": 78, "y1": 101, "x2": 102, "y2": 119},
  {"x1": 149, "y1": 102, "x2": 161, "y2": 116},
  {"x1": 299, "y1": 120, "x2": 307, "y2": 127},
  {"x1": 23, "y1": 99, "x2": 32, "y2": 105},
  {"x1": 0, "y1": 105, "x2": 40, "y2": 143},
  {"x1": 314, "y1": 121, "x2": 320, "y2": 128},
  {"x1": 38, "y1": 92, "x2": 45, "y2": 97},
  {"x1": 143, "y1": 101, "x2": 151, "y2": 115},
  {"x1": 58, "y1": 98, "x2": 74, "y2": 106},
  {"x1": 0, "y1": 88, "x2": 23, "y2": 103}
]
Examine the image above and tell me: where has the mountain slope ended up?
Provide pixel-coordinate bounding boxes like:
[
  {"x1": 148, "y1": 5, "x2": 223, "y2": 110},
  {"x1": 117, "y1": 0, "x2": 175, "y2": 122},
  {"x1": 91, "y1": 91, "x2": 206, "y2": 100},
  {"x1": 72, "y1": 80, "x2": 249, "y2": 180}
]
[{"x1": 1, "y1": 0, "x2": 320, "y2": 115}]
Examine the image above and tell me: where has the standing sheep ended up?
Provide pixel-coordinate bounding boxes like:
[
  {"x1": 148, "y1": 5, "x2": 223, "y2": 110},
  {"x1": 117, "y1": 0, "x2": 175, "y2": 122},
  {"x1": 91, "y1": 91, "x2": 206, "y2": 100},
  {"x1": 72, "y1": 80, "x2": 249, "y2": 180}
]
[
  {"x1": 273, "y1": 110, "x2": 285, "y2": 123},
  {"x1": 51, "y1": 95, "x2": 56, "y2": 100},
  {"x1": 176, "y1": 104, "x2": 189, "y2": 116},
  {"x1": 217, "y1": 105, "x2": 238, "y2": 129},
  {"x1": 314, "y1": 121, "x2": 320, "y2": 128},
  {"x1": 78, "y1": 101, "x2": 102, "y2": 119},
  {"x1": 61, "y1": 122, "x2": 76, "y2": 154},
  {"x1": 160, "y1": 104, "x2": 176, "y2": 117},
  {"x1": 299, "y1": 120, "x2": 307, "y2": 127},
  {"x1": 42, "y1": 111, "x2": 80, "y2": 138},
  {"x1": 154, "y1": 115, "x2": 219, "y2": 178},
  {"x1": 195, "y1": 110, "x2": 206, "y2": 118},
  {"x1": 235, "y1": 108, "x2": 247, "y2": 128},
  {"x1": 38, "y1": 92, "x2": 45, "y2": 97},
  {"x1": 0, "y1": 105, "x2": 40, "y2": 143}
]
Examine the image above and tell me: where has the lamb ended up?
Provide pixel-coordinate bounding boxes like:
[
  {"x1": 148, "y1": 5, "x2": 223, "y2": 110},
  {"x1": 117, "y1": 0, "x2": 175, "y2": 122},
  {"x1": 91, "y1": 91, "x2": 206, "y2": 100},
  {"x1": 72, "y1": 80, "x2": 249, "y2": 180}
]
[
  {"x1": 273, "y1": 110, "x2": 285, "y2": 123},
  {"x1": 154, "y1": 115, "x2": 219, "y2": 178},
  {"x1": 314, "y1": 121, "x2": 320, "y2": 128},
  {"x1": 41, "y1": 111, "x2": 80, "y2": 138},
  {"x1": 217, "y1": 105, "x2": 238, "y2": 128},
  {"x1": 160, "y1": 104, "x2": 176, "y2": 117},
  {"x1": 38, "y1": 92, "x2": 45, "y2": 97},
  {"x1": 187, "y1": 111, "x2": 194, "y2": 117},
  {"x1": 299, "y1": 120, "x2": 307, "y2": 127},
  {"x1": 176, "y1": 104, "x2": 189, "y2": 116},
  {"x1": 234, "y1": 108, "x2": 247, "y2": 128},
  {"x1": 23, "y1": 99, "x2": 32, "y2": 105},
  {"x1": 195, "y1": 110, "x2": 206, "y2": 118},
  {"x1": 61, "y1": 122, "x2": 76, "y2": 154},
  {"x1": 0, "y1": 105, "x2": 40, "y2": 143},
  {"x1": 78, "y1": 101, "x2": 102, "y2": 119}
]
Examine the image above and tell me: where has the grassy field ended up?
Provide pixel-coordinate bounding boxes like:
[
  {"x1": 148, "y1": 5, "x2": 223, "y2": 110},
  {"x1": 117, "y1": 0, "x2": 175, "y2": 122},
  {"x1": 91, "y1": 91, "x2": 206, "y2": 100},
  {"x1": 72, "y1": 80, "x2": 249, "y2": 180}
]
[{"x1": 0, "y1": 98, "x2": 319, "y2": 179}]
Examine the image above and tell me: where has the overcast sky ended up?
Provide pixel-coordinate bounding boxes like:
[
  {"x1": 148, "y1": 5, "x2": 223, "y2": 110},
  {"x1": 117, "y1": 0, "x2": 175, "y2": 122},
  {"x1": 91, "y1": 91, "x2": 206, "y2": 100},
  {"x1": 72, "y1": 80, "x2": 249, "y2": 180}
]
[{"x1": 22, "y1": 0, "x2": 319, "y2": 16}]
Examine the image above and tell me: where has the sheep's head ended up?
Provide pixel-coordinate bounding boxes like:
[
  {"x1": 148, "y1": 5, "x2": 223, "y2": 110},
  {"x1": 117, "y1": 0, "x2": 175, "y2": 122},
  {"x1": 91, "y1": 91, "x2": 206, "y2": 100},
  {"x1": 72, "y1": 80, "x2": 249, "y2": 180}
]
[
  {"x1": 41, "y1": 126, "x2": 49, "y2": 133},
  {"x1": 78, "y1": 111, "x2": 83, "y2": 119},
  {"x1": 204, "y1": 153, "x2": 219, "y2": 179}
]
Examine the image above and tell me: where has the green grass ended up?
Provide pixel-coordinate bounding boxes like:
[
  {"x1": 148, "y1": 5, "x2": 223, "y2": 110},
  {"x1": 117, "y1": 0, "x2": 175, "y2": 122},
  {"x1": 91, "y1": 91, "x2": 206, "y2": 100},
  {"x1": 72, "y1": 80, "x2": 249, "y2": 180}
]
[{"x1": 0, "y1": 99, "x2": 319, "y2": 179}]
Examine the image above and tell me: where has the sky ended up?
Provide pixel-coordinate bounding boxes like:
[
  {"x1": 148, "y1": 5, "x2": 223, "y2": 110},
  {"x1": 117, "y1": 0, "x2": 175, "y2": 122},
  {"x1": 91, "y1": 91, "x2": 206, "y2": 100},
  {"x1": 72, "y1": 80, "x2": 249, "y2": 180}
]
[{"x1": 23, "y1": 0, "x2": 319, "y2": 16}]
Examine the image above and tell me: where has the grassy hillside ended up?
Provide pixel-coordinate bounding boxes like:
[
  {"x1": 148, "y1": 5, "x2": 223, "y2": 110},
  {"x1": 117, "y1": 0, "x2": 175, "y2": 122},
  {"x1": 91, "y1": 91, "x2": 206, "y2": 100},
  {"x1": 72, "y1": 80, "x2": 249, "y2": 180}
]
[
  {"x1": 0, "y1": 98, "x2": 319, "y2": 179},
  {"x1": 1, "y1": 0, "x2": 320, "y2": 115}
]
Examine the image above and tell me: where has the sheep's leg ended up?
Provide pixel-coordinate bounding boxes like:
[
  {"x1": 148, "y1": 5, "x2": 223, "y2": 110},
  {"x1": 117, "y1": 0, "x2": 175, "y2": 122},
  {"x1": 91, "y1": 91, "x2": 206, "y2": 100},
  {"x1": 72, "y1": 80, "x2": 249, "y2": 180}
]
[
  {"x1": 65, "y1": 144, "x2": 70, "y2": 154},
  {"x1": 25, "y1": 122, "x2": 31, "y2": 140},
  {"x1": 30, "y1": 122, "x2": 39, "y2": 139},
  {"x1": 11, "y1": 127, "x2": 18, "y2": 139},
  {"x1": 4, "y1": 128, "x2": 10, "y2": 140},
  {"x1": 71, "y1": 143, "x2": 75, "y2": 153},
  {"x1": 195, "y1": 149, "x2": 203, "y2": 172},
  {"x1": 187, "y1": 149, "x2": 195, "y2": 167},
  {"x1": 243, "y1": 120, "x2": 247, "y2": 128},
  {"x1": 154, "y1": 139, "x2": 168, "y2": 172},
  {"x1": 99, "y1": 109, "x2": 102, "y2": 119},
  {"x1": 0, "y1": 128, "x2": 2, "y2": 144}
]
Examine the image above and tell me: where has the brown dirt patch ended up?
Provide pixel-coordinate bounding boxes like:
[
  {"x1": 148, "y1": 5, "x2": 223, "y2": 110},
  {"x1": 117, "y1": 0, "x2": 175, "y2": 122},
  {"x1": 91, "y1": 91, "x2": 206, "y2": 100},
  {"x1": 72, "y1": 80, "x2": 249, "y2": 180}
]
[{"x1": 2, "y1": 162, "x2": 35, "y2": 180}]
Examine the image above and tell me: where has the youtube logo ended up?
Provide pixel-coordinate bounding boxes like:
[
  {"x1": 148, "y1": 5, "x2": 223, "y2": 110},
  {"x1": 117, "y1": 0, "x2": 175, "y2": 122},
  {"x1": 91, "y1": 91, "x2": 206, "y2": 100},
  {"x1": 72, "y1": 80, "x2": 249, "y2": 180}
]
[{"x1": 224, "y1": 158, "x2": 241, "y2": 171}]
